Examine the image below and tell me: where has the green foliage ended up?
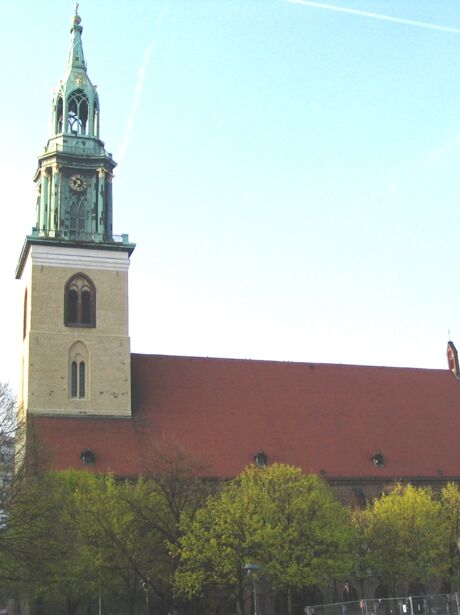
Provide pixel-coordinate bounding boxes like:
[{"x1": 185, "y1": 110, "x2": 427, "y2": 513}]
[
  {"x1": 176, "y1": 464, "x2": 352, "y2": 615},
  {"x1": 349, "y1": 507, "x2": 371, "y2": 591},
  {"x1": 358, "y1": 484, "x2": 449, "y2": 595},
  {"x1": 3, "y1": 458, "x2": 458, "y2": 614},
  {"x1": 2, "y1": 470, "x2": 103, "y2": 611},
  {"x1": 0, "y1": 444, "x2": 212, "y2": 615},
  {"x1": 248, "y1": 465, "x2": 352, "y2": 590},
  {"x1": 73, "y1": 472, "x2": 192, "y2": 613},
  {"x1": 440, "y1": 482, "x2": 460, "y2": 587}
]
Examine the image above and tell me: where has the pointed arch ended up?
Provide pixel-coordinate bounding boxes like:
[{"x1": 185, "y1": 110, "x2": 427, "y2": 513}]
[
  {"x1": 67, "y1": 89, "x2": 89, "y2": 135},
  {"x1": 69, "y1": 341, "x2": 89, "y2": 399},
  {"x1": 55, "y1": 94, "x2": 64, "y2": 134},
  {"x1": 64, "y1": 273, "x2": 96, "y2": 328},
  {"x1": 93, "y1": 93, "x2": 100, "y2": 137},
  {"x1": 69, "y1": 194, "x2": 87, "y2": 237}
]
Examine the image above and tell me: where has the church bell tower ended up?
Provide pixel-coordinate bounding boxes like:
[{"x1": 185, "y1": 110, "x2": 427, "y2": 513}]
[{"x1": 16, "y1": 9, "x2": 135, "y2": 419}]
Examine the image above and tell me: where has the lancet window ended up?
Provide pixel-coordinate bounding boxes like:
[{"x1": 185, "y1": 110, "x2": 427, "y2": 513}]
[
  {"x1": 69, "y1": 196, "x2": 87, "y2": 237},
  {"x1": 67, "y1": 89, "x2": 88, "y2": 135},
  {"x1": 69, "y1": 341, "x2": 89, "y2": 400},
  {"x1": 64, "y1": 273, "x2": 96, "y2": 328},
  {"x1": 56, "y1": 95, "x2": 64, "y2": 133},
  {"x1": 23, "y1": 289, "x2": 28, "y2": 340}
]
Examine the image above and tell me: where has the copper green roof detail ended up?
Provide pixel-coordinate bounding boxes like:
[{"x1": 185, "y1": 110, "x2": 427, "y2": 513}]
[
  {"x1": 52, "y1": 8, "x2": 99, "y2": 141},
  {"x1": 16, "y1": 9, "x2": 135, "y2": 258},
  {"x1": 67, "y1": 9, "x2": 86, "y2": 71}
]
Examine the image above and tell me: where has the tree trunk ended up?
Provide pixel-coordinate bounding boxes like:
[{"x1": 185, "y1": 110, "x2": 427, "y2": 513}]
[
  {"x1": 287, "y1": 588, "x2": 293, "y2": 615},
  {"x1": 127, "y1": 581, "x2": 137, "y2": 615},
  {"x1": 237, "y1": 575, "x2": 246, "y2": 615},
  {"x1": 67, "y1": 598, "x2": 79, "y2": 615},
  {"x1": 32, "y1": 597, "x2": 43, "y2": 615}
]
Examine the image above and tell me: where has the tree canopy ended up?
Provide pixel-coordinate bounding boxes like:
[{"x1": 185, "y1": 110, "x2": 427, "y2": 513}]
[
  {"x1": 356, "y1": 483, "x2": 449, "y2": 596},
  {"x1": 176, "y1": 464, "x2": 352, "y2": 615},
  {"x1": 0, "y1": 454, "x2": 458, "y2": 615}
]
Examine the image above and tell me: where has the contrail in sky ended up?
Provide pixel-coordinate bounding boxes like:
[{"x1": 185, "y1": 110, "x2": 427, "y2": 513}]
[
  {"x1": 388, "y1": 130, "x2": 460, "y2": 194},
  {"x1": 283, "y1": 0, "x2": 460, "y2": 34},
  {"x1": 117, "y1": 0, "x2": 168, "y2": 164},
  {"x1": 117, "y1": 40, "x2": 155, "y2": 164}
]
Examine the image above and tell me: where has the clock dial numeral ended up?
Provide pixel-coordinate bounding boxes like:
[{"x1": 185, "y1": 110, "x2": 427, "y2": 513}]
[{"x1": 69, "y1": 174, "x2": 88, "y2": 192}]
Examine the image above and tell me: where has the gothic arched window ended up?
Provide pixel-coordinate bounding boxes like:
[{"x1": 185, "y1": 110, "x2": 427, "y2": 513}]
[
  {"x1": 93, "y1": 94, "x2": 100, "y2": 137},
  {"x1": 23, "y1": 288, "x2": 28, "y2": 340},
  {"x1": 56, "y1": 95, "x2": 63, "y2": 134},
  {"x1": 69, "y1": 196, "x2": 87, "y2": 237},
  {"x1": 69, "y1": 341, "x2": 89, "y2": 399},
  {"x1": 64, "y1": 273, "x2": 96, "y2": 328},
  {"x1": 67, "y1": 89, "x2": 88, "y2": 135}
]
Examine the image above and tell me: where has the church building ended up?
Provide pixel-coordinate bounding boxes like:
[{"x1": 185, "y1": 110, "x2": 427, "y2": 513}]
[{"x1": 16, "y1": 10, "x2": 460, "y2": 503}]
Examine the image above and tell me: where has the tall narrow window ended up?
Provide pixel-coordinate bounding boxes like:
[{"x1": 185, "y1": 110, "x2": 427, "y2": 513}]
[
  {"x1": 71, "y1": 361, "x2": 78, "y2": 398},
  {"x1": 64, "y1": 273, "x2": 96, "y2": 327},
  {"x1": 93, "y1": 95, "x2": 100, "y2": 137},
  {"x1": 71, "y1": 360, "x2": 86, "y2": 399},
  {"x1": 69, "y1": 196, "x2": 87, "y2": 238},
  {"x1": 67, "y1": 89, "x2": 88, "y2": 135},
  {"x1": 68, "y1": 288, "x2": 78, "y2": 322},
  {"x1": 69, "y1": 342, "x2": 89, "y2": 400},
  {"x1": 23, "y1": 289, "x2": 28, "y2": 340},
  {"x1": 79, "y1": 362, "x2": 86, "y2": 398},
  {"x1": 56, "y1": 95, "x2": 63, "y2": 133},
  {"x1": 81, "y1": 289, "x2": 91, "y2": 323}
]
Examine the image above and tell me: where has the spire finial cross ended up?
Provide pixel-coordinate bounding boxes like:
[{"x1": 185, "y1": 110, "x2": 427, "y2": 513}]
[{"x1": 75, "y1": 2, "x2": 79, "y2": 14}]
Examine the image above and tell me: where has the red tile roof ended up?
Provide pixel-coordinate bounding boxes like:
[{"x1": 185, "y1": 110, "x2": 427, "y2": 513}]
[{"x1": 30, "y1": 353, "x2": 460, "y2": 480}]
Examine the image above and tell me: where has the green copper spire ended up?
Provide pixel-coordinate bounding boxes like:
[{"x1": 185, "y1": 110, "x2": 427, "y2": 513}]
[
  {"x1": 50, "y1": 6, "x2": 99, "y2": 140},
  {"x1": 16, "y1": 8, "x2": 135, "y2": 263},
  {"x1": 67, "y1": 6, "x2": 86, "y2": 71}
]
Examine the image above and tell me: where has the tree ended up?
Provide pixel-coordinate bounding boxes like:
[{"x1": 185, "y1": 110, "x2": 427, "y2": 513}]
[
  {"x1": 1, "y1": 470, "x2": 103, "y2": 614},
  {"x1": 0, "y1": 440, "x2": 211, "y2": 615},
  {"x1": 77, "y1": 474, "x2": 166, "y2": 615},
  {"x1": 359, "y1": 484, "x2": 449, "y2": 596},
  {"x1": 176, "y1": 464, "x2": 352, "y2": 615},
  {"x1": 349, "y1": 507, "x2": 372, "y2": 598},
  {"x1": 0, "y1": 384, "x2": 16, "y2": 436},
  {"x1": 77, "y1": 441, "x2": 213, "y2": 615},
  {"x1": 253, "y1": 466, "x2": 352, "y2": 614},
  {"x1": 440, "y1": 482, "x2": 460, "y2": 589},
  {"x1": 0, "y1": 383, "x2": 19, "y2": 508}
]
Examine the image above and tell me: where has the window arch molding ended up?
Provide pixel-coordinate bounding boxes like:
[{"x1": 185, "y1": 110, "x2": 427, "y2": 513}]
[
  {"x1": 64, "y1": 273, "x2": 96, "y2": 328},
  {"x1": 55, "y1": 93, "x2": 64, "y2": 134},
  {"x1": 69, "y1": 341, "x2": 89, "y2": 400},
  {"x1": 67, "y1": 88, "x2": 89, "y2": 135}
]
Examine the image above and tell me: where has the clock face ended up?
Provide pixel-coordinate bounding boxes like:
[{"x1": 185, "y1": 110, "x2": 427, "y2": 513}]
[{"x1": 69, "y1": 174, "x2": 88, "y2": 192}]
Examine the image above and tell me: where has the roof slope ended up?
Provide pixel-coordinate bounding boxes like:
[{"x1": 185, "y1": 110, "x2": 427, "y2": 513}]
[{"x1": 31, "y1": 354, "x2": 460, "y2": 479}]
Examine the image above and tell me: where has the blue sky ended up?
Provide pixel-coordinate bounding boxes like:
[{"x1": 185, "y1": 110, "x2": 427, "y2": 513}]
[{"x1": 2, "y1": 0, "x2": 460, "y2": 388}]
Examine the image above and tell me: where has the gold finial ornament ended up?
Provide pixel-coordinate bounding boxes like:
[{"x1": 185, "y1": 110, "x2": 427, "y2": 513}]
[{"x1": 73, "y1": 3, "x2": 81, "y2": 25}]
